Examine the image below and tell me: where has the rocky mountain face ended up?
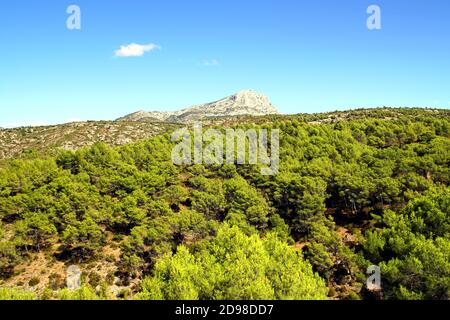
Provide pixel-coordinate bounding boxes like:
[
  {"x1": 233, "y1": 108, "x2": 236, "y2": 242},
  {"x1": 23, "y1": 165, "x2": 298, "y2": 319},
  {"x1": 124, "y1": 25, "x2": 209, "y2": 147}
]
[{"x1": 116, "y1": 90, "x2": 280, "y2": 123}]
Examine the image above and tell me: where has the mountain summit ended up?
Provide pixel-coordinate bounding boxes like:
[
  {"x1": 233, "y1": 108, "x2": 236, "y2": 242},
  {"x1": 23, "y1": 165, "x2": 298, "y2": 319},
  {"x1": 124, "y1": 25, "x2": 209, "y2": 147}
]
[{"x1": 117, "y1": 90, "x2": 279, "y2": 123}]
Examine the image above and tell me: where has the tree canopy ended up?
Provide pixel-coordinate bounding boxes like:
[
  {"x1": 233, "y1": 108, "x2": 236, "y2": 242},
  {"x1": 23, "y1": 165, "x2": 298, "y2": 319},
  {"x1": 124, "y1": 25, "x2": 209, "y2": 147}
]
[{"x1": 0, "y1": 108, "x2": 449, "y2": 300}]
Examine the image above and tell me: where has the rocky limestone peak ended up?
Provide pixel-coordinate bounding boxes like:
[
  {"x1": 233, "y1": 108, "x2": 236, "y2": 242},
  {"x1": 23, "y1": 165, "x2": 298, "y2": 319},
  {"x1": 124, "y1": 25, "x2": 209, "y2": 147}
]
[
  {"x1": 228, "y1": 89, "x2": 278, "y2": 113},
  {"x1": 117, "y1": 90, "x2": 279, "y2": 123}
]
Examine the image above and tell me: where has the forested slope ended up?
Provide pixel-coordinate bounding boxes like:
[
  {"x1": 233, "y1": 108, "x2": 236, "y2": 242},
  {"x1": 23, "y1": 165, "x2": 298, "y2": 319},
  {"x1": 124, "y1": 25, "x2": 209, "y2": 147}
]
[{"x1": 0, "y1": 108, "x2": 449, "y2": 300}]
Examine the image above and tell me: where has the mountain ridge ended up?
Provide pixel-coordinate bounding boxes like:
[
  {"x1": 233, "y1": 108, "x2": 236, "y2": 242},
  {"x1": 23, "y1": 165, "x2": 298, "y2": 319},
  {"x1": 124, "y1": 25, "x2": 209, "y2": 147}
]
[
  {"x1": 116, "y1": 89, "x2": 280, "y2": 123},
  {"x1": 1, "y1": 107, "x2": 449, "y2": 160}
]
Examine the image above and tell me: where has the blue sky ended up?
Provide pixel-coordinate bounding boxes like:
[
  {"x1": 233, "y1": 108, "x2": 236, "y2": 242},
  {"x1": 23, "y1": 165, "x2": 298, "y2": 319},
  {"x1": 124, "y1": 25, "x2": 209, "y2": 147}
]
[{"x1": 0, "y1": 0, "x2": 449, "y2": 127}]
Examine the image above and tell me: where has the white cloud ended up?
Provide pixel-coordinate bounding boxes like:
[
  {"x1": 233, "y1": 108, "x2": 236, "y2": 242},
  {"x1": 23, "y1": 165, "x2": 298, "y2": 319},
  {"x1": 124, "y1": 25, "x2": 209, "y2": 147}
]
[
  {"x1": 115, "y1": 43, "x2": 160, "y2": 57},
  {"x1": 202, "y1": 59, "x2": 220, "y2": 67}
]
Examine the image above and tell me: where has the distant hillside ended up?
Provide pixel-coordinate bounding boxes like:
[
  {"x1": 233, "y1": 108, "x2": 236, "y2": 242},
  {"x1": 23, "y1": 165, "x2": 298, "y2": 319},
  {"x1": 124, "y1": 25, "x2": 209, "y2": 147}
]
[
  {"x1": 0, "y1": 121, "x2": 181, "y2": 160},
  {"x1": 116, "y1": 90, "x2": 280, "y2": 123},
  {"x1": 0, "y1": 107, "x2": 448, "y2": 160}
]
